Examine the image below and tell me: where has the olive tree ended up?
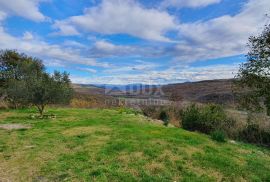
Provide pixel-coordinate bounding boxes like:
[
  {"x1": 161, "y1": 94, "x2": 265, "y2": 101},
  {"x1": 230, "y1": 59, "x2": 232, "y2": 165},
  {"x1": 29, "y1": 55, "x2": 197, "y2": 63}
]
[
  {"x1": 27, "y1": 71, "x2": 73, "y2": 116},
  {"x1": 0, "y1": 50, "x2": 73, "y2": 116}
]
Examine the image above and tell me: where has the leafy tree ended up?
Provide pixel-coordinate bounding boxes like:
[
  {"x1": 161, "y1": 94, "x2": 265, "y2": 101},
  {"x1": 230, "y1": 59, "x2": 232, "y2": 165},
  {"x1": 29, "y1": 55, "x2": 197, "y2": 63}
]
[
  {"x1": 0, "y1": 50, "x2": 73, "y2": 116},
  {"x1": 27, "y1": 71, "x2": 73, "y2": 116},
  {"x1": 0, "y1": 50, "x2": 44, "y2": 108},
  {"x1": 235, "y1": 24, "x2": 270, "y2": 115}
]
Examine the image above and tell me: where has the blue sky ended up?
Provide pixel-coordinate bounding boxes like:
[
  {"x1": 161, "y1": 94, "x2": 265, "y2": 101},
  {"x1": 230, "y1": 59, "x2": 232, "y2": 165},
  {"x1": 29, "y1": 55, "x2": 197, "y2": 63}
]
[{"x1": 0, "y1": 0, "x2": 269, "y2": 84}]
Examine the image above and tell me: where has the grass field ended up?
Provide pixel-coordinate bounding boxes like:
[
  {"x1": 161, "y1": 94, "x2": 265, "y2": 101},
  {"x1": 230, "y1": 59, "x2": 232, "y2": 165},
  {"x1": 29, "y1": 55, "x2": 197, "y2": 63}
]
[{"x1": 0, "y1": 108, "x2": 270, "y2": 181}]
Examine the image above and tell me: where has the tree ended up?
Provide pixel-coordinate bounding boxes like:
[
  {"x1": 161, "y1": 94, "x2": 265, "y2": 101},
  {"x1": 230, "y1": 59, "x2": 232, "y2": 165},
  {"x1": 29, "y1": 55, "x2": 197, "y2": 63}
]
[
  {"x1": 27, "y1": 71, "x2": 73, "y2": 116},
  {"x1": 235, "y1": 24, "x2": 270, "y2": 115},
  {"x1": 0, "y1": 50, "x2": 73, "y2": 116},
  {"x1": 0, "y1": 50, "x2": 44, "y2": 108}
]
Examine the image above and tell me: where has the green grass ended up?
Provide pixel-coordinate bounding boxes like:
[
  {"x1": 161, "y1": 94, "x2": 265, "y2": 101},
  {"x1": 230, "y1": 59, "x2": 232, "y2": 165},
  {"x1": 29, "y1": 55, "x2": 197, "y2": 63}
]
[{"x1": 0, "y1": 108, "x2": 270, "y2": 181}]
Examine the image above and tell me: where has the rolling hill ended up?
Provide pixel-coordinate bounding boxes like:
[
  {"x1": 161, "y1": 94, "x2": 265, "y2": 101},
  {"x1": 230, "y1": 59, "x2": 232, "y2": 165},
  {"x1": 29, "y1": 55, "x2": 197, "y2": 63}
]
[{"x1": 73, "y1": 79, "x2": 235, "y2": 105}]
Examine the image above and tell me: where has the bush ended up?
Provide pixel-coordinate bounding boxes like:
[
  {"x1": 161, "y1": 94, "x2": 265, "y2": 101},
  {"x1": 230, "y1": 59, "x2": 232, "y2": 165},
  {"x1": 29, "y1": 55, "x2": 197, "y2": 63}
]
[
  {"x1": 239, "y1": 123, "x2": 270, "y2": 147},
  {"x1": 159, "y1": 111, "x2": 169, "y2": 126},
  {"x1": 181, "y1": 104, "x2": 231, "y2": 134},
  {"x1": 181, "y1": 104, "x2": 201, "y2": 131},
  {"x1": 141, "y1": 105, "x2": 182, "y2": 127},
  {"x1": 211, "y1": 130, "x2": 226, "y2": 142}
]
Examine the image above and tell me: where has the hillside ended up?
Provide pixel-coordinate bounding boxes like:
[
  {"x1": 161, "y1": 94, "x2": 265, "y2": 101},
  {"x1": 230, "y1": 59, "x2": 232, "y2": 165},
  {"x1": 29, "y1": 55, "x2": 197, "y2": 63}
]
[
  {"x1": 73, "y1": 79, "x2": 235, "y2": 105},
  {"x1": 0, "y1": 108, "x2": 270, "y2": 181},
  {"x1": 72, "y1": 84, "x2": 106, "y2": 95},
  {"x1": 163, "y1": 79, "x2": 234, "y2": 104}
]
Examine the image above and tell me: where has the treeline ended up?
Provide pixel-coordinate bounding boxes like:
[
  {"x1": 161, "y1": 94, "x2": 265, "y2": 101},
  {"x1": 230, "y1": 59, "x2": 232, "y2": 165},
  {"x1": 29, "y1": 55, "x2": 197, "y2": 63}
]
[{"x1": 0, "y1": 50, "x2": 73, "y2": 116}]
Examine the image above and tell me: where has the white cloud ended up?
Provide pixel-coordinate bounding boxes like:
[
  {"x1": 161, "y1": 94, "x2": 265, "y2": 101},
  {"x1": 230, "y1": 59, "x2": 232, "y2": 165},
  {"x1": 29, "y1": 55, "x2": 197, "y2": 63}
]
[
  {"x1": 52, "y1": 0, "x2": 270, "y2": 63},
  {"x1": 161, "y1": 0, "x2": 222, "y2": 9},
  {"x1": 53, "y1": 0, "x2": 177, "y2": 42},
  {"x1": 90, "y1": 40, "x2": 166, "y2": 58},
  {"x1": 173, "y1": 0, "x2": 270, "y2": 62},
  {"x1": 77, "y1": 67, "x2": 97, "y2": 74},
  {"x1": 0, "y1": 11, "x2": 7, "y2": 21},
  {"x1": 104, "y1": 60, "x2": 160, "y2": 73},
  {"x1": 70, "y1": 63, "x2": 239, "y2": 84},
  {"x1": 62, "y1": 40, "x2": 87, "y2": 48},
  {"x1": 0, "y1": 26, "x2": 109, "y2": 68},
  {"x1": 52, "y1": 21, "x2": 80, "y2": 36},
  {"x1": 0, "y1": 0, "x2": 47, "y2": 22},
  {"x1": 22, "y1": 31, "x2": 34, "y2": 40}
]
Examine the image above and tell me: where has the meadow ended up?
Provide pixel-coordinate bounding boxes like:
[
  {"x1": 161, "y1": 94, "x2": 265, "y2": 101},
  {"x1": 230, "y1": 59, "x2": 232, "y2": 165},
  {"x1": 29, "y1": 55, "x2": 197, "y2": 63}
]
[{"x1": 0, "y1": 108, "x2": 270, "y2": 181}]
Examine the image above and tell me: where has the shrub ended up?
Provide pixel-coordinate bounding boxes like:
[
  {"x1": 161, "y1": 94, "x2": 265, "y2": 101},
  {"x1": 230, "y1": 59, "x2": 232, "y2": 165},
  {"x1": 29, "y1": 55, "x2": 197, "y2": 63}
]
[
  {"x1": 181, "y1": 104, "x2": 201, "y2": 131},
  {"x1": 181, "y1": 104, "x2": 235, "y2": 134},
  {"x1": 141, "y1": 105, "x2": 182, "y2": 127},
  {"x1": 141, "y1": 106, "x2": 159, "y2": 118},
  {"x1": 211, "y1": 130, "x2": 226, "y2": 142},
  {"x1": 159, "y1": 111, "x2": 169, "y2": 126},
  {"x1": 239, "y1": 123, "x2": 270, "y2": 147}
]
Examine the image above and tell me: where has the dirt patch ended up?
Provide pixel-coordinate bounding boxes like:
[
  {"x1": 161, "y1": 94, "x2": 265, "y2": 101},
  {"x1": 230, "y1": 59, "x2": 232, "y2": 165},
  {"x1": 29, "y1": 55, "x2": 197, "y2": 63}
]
[{"x1": 0, "y1": 124, "x2": 31, "y2": 130}]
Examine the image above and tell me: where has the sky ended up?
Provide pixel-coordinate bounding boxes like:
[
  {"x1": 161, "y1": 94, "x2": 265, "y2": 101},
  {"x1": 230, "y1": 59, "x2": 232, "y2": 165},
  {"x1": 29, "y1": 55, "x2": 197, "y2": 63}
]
[{"x1": 0, "y1": 0, "x2": 269, "y2": 85}]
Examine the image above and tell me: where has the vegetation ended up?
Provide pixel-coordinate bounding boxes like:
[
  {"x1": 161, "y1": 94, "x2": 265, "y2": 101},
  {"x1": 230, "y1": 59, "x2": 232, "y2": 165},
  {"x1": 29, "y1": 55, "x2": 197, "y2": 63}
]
[
  {"x1": 142, "y1": 105, "x2": 181, "y2": 127},
  {"x1": 211, "y1": 130, "x2": 226, "y2": 143},
  {"x1": 235, "y1": 24, "x2": 270, "y2": 115},
  {"x1": 159, "y1": 110, "x2": 169, "y2": 126},
  {"x1": 239, "y1": 122, "x2": 270, "y2": 147},
  {"x1": 180, "y1": 104, "x2": 270, "y2": 147},
  {"x1": 0, "y1": 50, "x2": 73, "y2": 116},
  {"x1": 0, "y1": 108, "x2": 270, "y2": 181},
  {"x1": 181, "y1": 104, "x2": 233, "y2": 135}
]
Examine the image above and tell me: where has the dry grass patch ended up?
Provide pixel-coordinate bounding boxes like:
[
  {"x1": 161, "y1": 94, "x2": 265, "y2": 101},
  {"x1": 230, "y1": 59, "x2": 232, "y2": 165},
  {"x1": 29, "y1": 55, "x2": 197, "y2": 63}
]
[
  {"x1": 187, "y1": 164, "x2": 223, "y2": 182},
  {"x1": 62, "y1": 126, "x2": 111, "y2": 137},
  {"x1": 184, "y1": 146, "x2": 203, "y2": 158},
  {"x1": 158, "y1": 149, "x2": 180, "y2": 162},
  {"x1": 144, "y1": 161, "x2": 165, "y2": 174},
  {"x1": 117, "y1": 152, "x2": 146, "y2": 164},
  {"x1": 0, "y1": 112, "x2": 14, "y2": 121},
  {"x1": 117, "y1": 152, "x2": 131, "y2": 164},
  {"x1": 85, "y1": 135, "x2": 111, "y2": 148},
  {"x1": 0, "y1": 124, "x2": 31, "y2": 130}
]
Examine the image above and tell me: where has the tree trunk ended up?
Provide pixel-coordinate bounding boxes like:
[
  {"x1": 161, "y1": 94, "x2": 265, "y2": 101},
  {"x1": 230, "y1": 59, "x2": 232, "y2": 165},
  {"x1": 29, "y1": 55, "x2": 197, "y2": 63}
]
[{"x1": 37, "y1": 105, "x2": 45, "y2": 117}]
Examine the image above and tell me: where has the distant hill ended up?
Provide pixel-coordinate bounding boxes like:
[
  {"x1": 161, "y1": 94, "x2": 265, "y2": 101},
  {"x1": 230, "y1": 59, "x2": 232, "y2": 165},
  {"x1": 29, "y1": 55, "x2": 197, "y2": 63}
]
[
  {"x1": 73, "y1": 79, "x2": 235, "y2": 105},
  {"x1": 72, "y1": 84, "x2": 105, "y2": 95},
  {"x1": 162, "y1": 79, "x2": 235, "y2": 104}
]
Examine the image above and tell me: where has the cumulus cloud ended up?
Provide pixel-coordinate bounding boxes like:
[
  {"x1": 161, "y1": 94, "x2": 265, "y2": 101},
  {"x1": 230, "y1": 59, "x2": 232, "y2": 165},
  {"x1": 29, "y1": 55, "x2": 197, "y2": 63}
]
[
  {"x1": 104, "y1": 60, "x2": 160, "y2": 74},
  {"x1": 53, "y1": 0, "x2": 177, "y2": 42},
  {"x1": 0, "y1": 0, "x2": 47, "y2": 22},
  {"x1": 52, "y1": 0, "x2": 270, "y2": 63},
  {"x1": 71, "y1": 63, "x2": 239, "y2": 85},
  {"x1": 0, "y1": 27, "x2": 109, "y2": 68},
  {"x1": 89, "y1": 40, "x2": 164, "y2": 58},
  {"x1": 161, "y1": 0, "x2": 222, "y2": 9},
  {"x1": 52, "y1": 21, "x2": 80, "y2": 36},
  {"x1": 173, "y1": 0, "x2": 270, "y2": 62}
]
